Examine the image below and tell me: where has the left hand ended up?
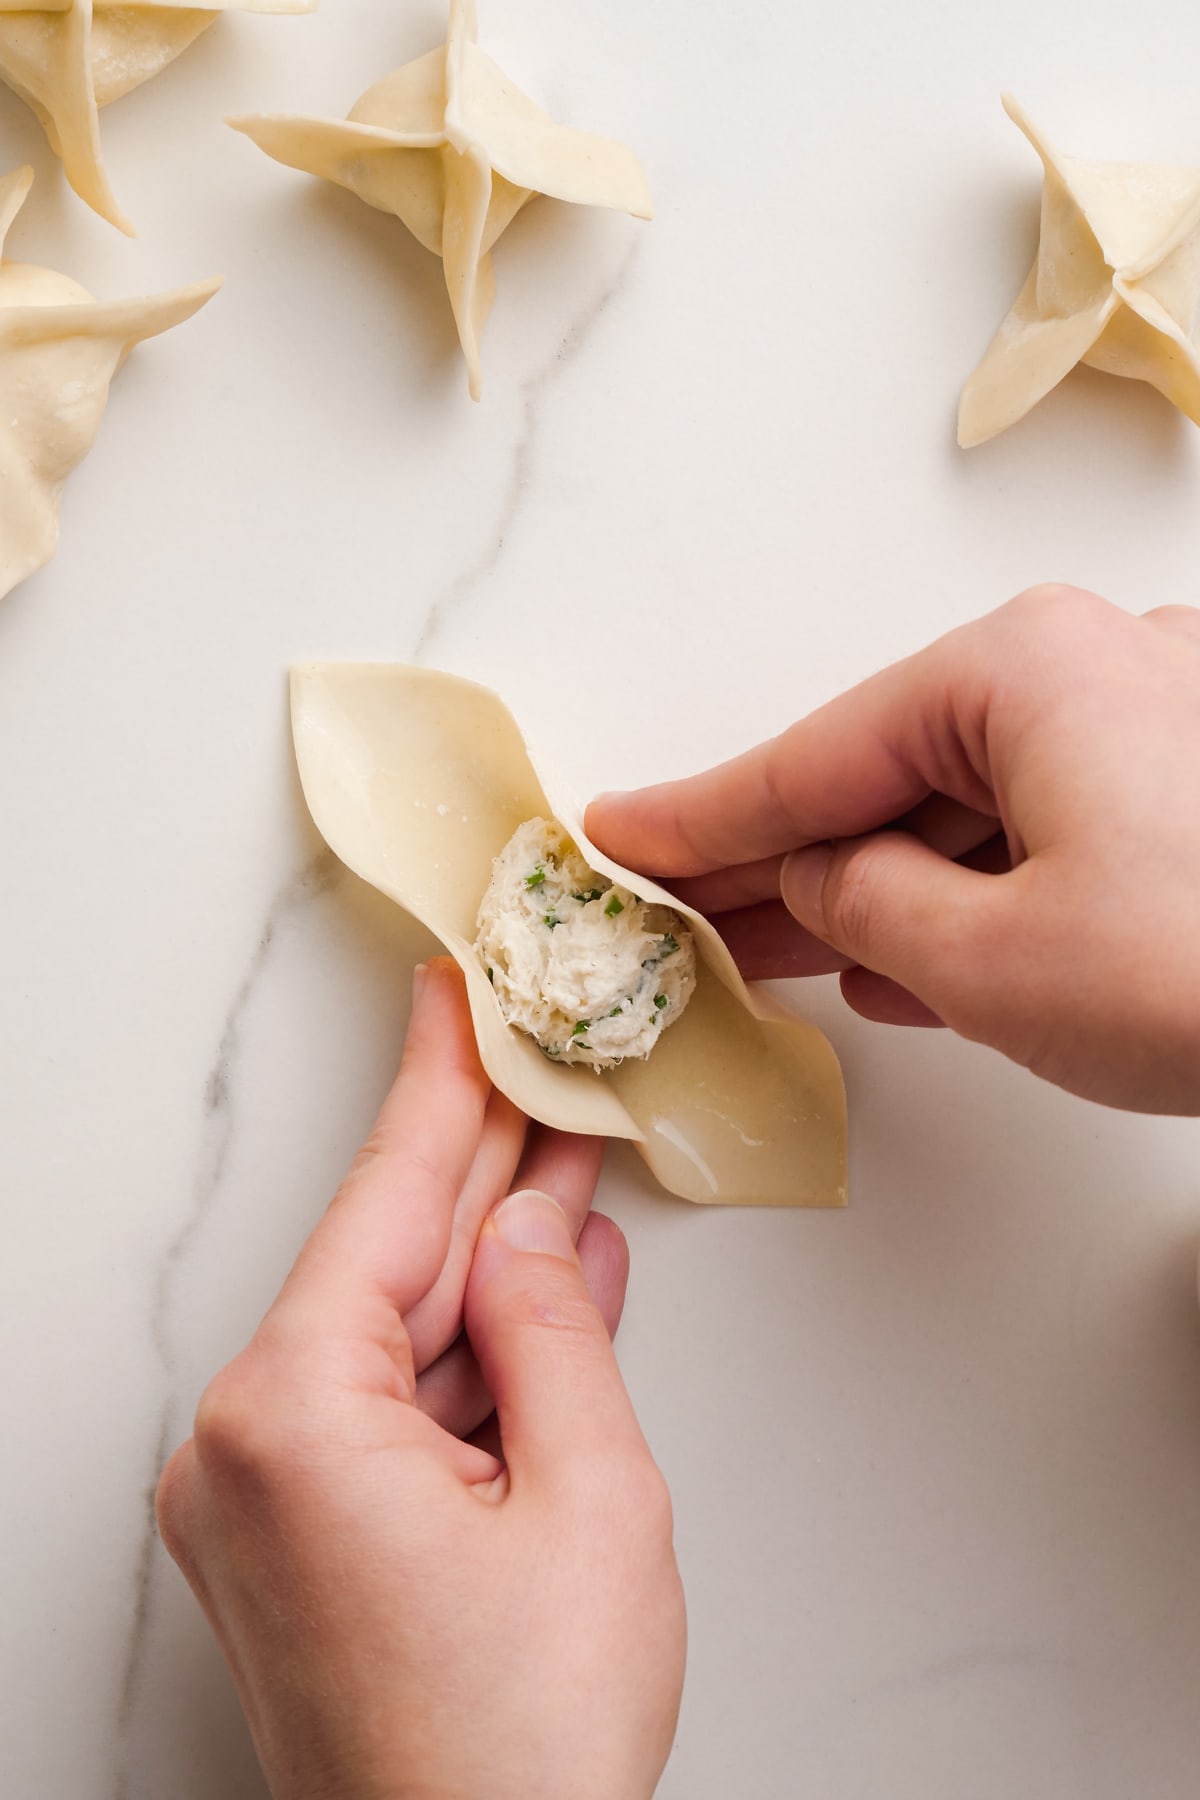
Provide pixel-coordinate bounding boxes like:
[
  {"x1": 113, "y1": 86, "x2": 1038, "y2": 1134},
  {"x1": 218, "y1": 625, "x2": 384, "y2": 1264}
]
[
  {"x1": 156, "y1": 957, "x2": 685, "y2": 1799},
  {"x1": 396, "y1": 969, "x2": 624, "y2": 1442}
]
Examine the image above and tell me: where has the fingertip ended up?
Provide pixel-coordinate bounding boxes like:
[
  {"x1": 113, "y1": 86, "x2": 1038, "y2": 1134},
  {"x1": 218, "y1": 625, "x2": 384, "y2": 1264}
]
[
  {"x1": 583, "y1": 791, "x2": 630, "y2": 854},
  {"x1": 424, "y1": 954, "x2": 465, "y2": 988},
  {"x1": 154, "y1": 1439, "x2": 196, "y2": 1563},
  {"x1": 409, "y1": 952, "x2": 464, "y2": 1012},
  {"x1": 780, "y1": 844, "x2": 834, "y2": 936},
  {"x1": 402, "y1": 955, "x2": 483, "y2": 1084},
  {"x1": 1144, "y1": 603, "x2": 1200, "y2": 646},
  {"x1": 515, "y1": 1125, "x2": 605, "y2": 1210},
  {"x1": 579, "y1": 1210, "x2": 630, "y2": 1281},
  {"x1": 840, "y1": 966, "x2": 947, "y2": 1028},
  {"x1": 585, "y1": 788, "x2": 673, "y2": 872},
  {"x1": 577, "y1": 1213, "x2": 631, "y2": 1342},
  {"x1": 490, "y1": 1188, "x2": 578, "y2": 1262},
  {"x1": 713, "y1": 899, "x2": 855, "y2": 979}
]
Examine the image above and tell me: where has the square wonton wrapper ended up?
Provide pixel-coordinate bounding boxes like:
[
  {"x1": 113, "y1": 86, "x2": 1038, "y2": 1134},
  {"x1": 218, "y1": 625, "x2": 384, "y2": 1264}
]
[{"x1": 292, "y1": 663, "x2": 847, "y2": 1208}]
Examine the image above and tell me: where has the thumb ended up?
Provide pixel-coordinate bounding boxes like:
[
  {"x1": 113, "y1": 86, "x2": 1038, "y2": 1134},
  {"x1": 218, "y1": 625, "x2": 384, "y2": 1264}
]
[
  {"x1": 781, "y1": 832, "x2": 1013, "y2": 1026},
  {"x1": 463, "y1": 1189, "x2": 647, "y2": 1487}
]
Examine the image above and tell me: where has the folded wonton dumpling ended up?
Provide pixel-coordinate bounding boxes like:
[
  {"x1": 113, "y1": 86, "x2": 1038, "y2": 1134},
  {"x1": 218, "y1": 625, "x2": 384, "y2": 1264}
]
[
  {"x1": 291, "y1": 662, "x2": 848, "y2": 1207},
  {"x1": 230, "y1": 0, "x2": 653, "y2": 399},
  {"x1": 959, "y1": 95, "x2": 1200, "y2": 445},
  {"x1": 0, "y1": 164, "x2": 220, "y2": 600},
  {"x1": 0, "y1": 0, "x2": 316, "y2": 234}
]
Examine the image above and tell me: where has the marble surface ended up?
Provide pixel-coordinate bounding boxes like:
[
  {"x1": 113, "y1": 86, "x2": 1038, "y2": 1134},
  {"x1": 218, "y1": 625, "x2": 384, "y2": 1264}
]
[{"x1": 2, "y1": 0, "x2": 1199, "y2": 1794}]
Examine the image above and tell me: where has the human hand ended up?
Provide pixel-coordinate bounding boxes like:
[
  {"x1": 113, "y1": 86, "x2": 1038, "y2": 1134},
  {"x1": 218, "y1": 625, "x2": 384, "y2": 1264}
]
[
  {"x1": 587, "y1": 587, "x2": 1200, "y2": 1114},
  {"x1": 157, "y1": 958, "x2": 685, "y2": 1800}
]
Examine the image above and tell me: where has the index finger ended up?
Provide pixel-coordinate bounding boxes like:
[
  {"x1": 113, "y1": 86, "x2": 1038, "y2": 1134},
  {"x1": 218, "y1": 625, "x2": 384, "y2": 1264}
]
[
  {"x1": 585, "y1": 623, "x2": 997, "y2": 877},
  {"x1": 274, "y1": 957, "x2": 494, "y2": 1333}
]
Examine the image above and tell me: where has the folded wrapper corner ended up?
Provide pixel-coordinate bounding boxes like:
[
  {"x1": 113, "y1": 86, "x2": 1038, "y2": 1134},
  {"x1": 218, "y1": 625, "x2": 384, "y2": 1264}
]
[
  {"x1": 0, "y1": 164, "x2": 221, "y2": 600},
  {"x1": 291, "y1": 662, "x2": 847, "y2": 1208},
  {"x1": 0, "y1": 0, "x2": 316, "y2": 234},
  {"x1": 959, "y1": 94, "x2": 1200, "y2": 446},
  {"x1": 230, "y1": 0, "x2": 652, "y2": 399}
]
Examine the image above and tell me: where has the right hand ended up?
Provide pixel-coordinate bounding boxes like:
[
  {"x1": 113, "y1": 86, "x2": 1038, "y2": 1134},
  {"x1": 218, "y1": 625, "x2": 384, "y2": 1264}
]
[{"x1": 587, "y1": 587, "x2": 1200, "y2": 1114}]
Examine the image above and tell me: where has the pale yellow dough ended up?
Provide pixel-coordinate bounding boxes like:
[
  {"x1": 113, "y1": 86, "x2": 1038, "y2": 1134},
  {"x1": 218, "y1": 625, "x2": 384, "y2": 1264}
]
[
  {"x1": 959, "y1": 95, "x2": 1200, "y2": 446},
  {"x1": 0, "y1": 164, "x2": 220, "y2": 600},
  {"x1": 0, "y1": 0, "x2": 315, "y2": 235},
  {"x1": 291, "y1": 663, "x2": 847, "y2": 1208},
  {"x1": 230, "y1": 0, "x2": 653, "y2": 400}
]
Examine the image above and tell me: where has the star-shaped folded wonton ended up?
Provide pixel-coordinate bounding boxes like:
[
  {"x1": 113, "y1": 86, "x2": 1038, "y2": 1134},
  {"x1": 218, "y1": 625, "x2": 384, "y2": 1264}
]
[
  {"x1": 0, "y1": 0, "x2": 315, "y2": 235},
  {"x1": 291, "y1": 663, "x2": 847, "y2": 1206},
  {"x1": 230, "y1": 0, "x2": 653, "y2": 399},
  {"x1": 0, "y1": 164, "x2": 220, "y2": 599},
  {"x1": 959, "y1": 95, "x2": 1200, "y2": 446}
]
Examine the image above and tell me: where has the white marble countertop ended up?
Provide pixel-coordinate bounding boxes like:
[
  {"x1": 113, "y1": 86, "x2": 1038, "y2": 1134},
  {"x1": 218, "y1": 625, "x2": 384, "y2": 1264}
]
[{"x1": 2, "y1": 1, "x2": 1200, "y2": 1795}]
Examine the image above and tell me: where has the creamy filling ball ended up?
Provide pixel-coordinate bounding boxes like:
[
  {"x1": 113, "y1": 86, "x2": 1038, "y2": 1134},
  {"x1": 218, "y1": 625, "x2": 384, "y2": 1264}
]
[{"x1": 474, "y1": 818, "x2": 697, "y2": 1070}]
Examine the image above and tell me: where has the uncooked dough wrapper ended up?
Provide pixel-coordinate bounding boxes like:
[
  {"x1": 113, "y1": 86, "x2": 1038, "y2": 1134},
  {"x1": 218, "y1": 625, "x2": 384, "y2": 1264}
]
[
  {"x1": 291, "y1": 663, "x2": 847, "y2": 1208},
  {"x1": 959, "y1": 95, "x2": 1200, "y2": 445},
  {"x1": 0, "y1": 0, "x2": 315, "y2": 235},
  {"x1": 229, "y1": 0, "x2": 653, "y2": 399},
  {"x1": 0, "y1": 164, "x2": 220, "y2": 600}
]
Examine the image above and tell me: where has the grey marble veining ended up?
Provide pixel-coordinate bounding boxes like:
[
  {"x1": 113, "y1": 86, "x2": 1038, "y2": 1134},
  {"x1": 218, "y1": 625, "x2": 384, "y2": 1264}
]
[
  {"x1": 411, "y1": 238, "x2": 643, "y2": 666},
  {"x1": 113, "y1": 853, "x2": 342, "y2": 1800}
]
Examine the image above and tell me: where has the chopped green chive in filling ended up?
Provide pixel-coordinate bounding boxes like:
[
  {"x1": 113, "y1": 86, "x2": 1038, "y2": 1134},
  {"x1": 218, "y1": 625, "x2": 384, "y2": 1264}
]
[
  {"x1": 475, "y1": 818, "x2": 699, "y2": 1071},
  {"x1": 643, "y1": 934, "x2": 680, "y2": 970}
]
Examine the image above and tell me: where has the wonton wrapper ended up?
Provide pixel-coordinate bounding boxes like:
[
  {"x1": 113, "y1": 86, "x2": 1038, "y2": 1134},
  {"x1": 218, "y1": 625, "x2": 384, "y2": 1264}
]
[
  {"x1": 292, "y1": 663, "x2": 847, "y2": 1208},
  {"x1": 959, "y1": 95, "x2": 1200, "y2": 446},
  {"x1": 230, "y1": 0, "x2": 653, "y2": 400},
  {"x1": 0, "y1": 0, "x2": 315, "y2": 235},
  {"x1": 0, "y1": 165, "x2": 220, "y2": 600}
]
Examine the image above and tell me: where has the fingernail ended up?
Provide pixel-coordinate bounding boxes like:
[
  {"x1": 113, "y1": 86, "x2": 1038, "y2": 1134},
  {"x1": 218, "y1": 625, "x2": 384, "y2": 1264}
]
[
  {"x1": 412, "y1": 962, "x2": 429, "y2": 1000},
  {"x1": 492, "y1": 1189, "x2": 577, "y2": 1261},
  {"x1": 781, "y1": 845, "x2": 833, "y2": 933}
]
